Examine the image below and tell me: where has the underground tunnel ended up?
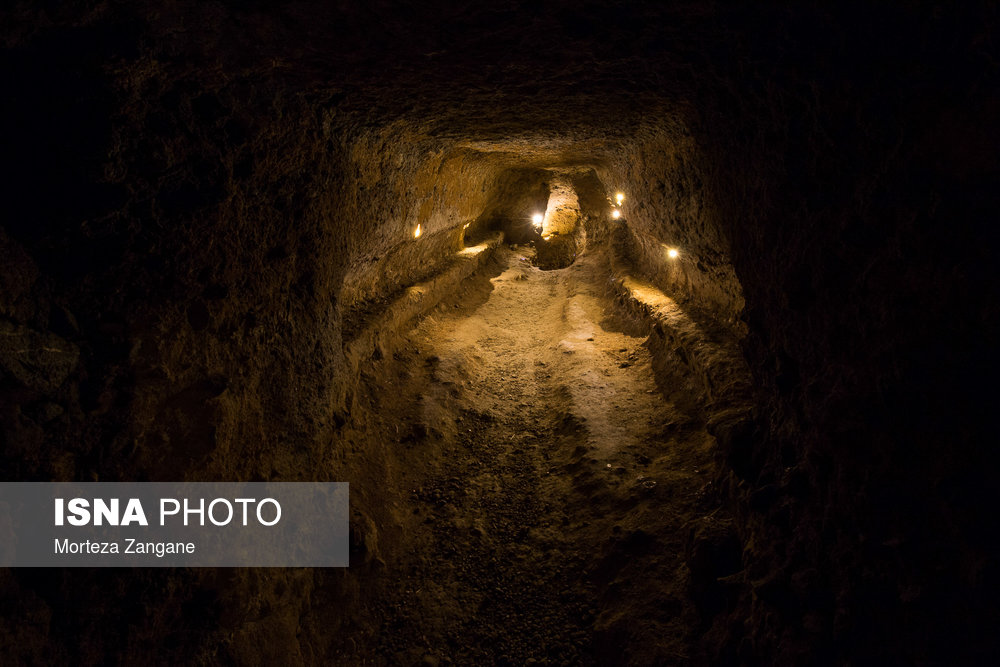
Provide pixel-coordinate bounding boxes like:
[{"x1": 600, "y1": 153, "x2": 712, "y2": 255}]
[{"x1": 1, "y1": 1, "x2": 999, "y2": 665}]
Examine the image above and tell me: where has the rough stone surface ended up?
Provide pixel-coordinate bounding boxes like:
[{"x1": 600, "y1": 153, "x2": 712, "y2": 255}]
[{"x1": 0, "y1": 1, "x2": 998, "y2": 665}]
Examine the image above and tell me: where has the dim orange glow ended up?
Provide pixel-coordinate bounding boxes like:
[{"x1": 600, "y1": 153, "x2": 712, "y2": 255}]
[{"x1": 458, "y1": 243, "x2": 488, "y2": 256}]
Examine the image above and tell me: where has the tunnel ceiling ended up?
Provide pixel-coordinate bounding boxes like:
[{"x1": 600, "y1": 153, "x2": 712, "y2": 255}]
[
  {"x1": 73, "y1": 0, "x2": 726, "y2": 160},
  {"x1": 6, "y1": 1, "x2": 986, "y2": 170}
]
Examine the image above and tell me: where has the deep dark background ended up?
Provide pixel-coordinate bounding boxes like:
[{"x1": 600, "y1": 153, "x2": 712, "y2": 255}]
[{"x1": 1, "y1": 1, "x2": 998, "y2": 664}]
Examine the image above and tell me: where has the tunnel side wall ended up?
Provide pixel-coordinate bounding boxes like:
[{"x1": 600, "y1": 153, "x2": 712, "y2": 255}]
[
  {"x1": 0, "y1": 10, "x2": 525, "y2": 663},
  {"x1": 566, "y1": 7, "x2": 1000, "y2": 663},
  {"x1": 600, "y1": 121, "x2": 747, "y2": 331},
  {"x1": 688, "y1": 6, "x2": 1000, "y2": 663}
]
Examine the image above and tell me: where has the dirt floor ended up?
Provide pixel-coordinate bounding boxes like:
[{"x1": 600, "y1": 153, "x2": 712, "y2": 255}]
[{"x1": 339, "y1": 245, "x2": 727, "y2": 666}]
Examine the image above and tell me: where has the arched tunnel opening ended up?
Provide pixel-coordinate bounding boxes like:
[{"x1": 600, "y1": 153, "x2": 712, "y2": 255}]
[{"x1": 1, "y1": 2, "x2": 999, "y2": 665}]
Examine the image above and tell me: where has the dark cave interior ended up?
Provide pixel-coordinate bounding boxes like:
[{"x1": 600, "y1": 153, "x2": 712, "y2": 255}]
[{"x1": 1, "y1": 1, "x2": 999, "y2": 665}]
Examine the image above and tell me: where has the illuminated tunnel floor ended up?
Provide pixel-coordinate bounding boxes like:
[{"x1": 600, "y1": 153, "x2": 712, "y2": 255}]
[{"x1": 358, "y1": 246, "x2": 722, "y2": 665}]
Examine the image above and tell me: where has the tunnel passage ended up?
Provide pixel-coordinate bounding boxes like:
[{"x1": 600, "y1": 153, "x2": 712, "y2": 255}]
[
  {"x1": 359, "y1": 241, "x2": 727, "y2": 664},
  {"x1": 1, "y1": 2, "x2": 998, "y2": 666},
  {"x1": 532, "y1": 172, "x2": 588, "y2": 270},
  {"x1": 461, "y1": 167, "x2": 596, "y2": 271}
]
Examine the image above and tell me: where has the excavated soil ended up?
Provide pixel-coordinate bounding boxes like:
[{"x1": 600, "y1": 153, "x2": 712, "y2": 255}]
[
  {"x1": 1, "y1": 4, "x2": 996, "y2": 664},
  {"x1": 340, "y1": 246, "x2": 729, "y2": 665}
]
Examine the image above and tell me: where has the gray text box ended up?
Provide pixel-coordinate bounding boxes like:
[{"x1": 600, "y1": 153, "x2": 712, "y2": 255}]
[{"x1": 0, "y1": 483, "x2": 348, "y2": 567}]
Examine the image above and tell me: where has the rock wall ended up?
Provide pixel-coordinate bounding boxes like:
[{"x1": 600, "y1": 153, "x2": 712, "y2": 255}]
[
  {"x1": 535, "y1": 172, "x2": 585, "y2": 270},
  {"x1": 0, "y1": 5, "x2": 537, "y2": 662},
  {"x1": 601, "y1": 121, "x2": 747, "y2": 331},
  {"x1": 1, "y1": 1, "x2": 997, "y2": 664},
  {"x1": 688, "y1": 5, "x2": 1000, "y2": 664}
]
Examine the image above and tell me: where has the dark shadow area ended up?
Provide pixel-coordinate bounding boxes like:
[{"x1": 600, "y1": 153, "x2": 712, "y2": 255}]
[{"x1": 0, "y1": 1, "x2": 998, "y2": 665}]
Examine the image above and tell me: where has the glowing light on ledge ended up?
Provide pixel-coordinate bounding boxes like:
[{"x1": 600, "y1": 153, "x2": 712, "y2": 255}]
[
  {"x1": 459, "y1": 243, "x2": 488, "y2": 256},
  {"x1": 667, "y1": 247, "x2": 680, "y2": 259},
  {"x1": 531, "y1": 213, "x2": 543, "y2": 228},
  {"x1": 611, "y1": 209, "x2": 622, "y2": 220},
  {"x1": 615, "y1": 192, "x2": 625, "y2": 205},
  {"x1": 413, "y1": 224, "x2": 422, "y2": 239}
]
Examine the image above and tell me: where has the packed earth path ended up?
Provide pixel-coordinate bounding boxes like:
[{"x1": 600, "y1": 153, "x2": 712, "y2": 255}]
[{"x1": 346, "y1": 246, "x2": 728, "y2": 666}]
